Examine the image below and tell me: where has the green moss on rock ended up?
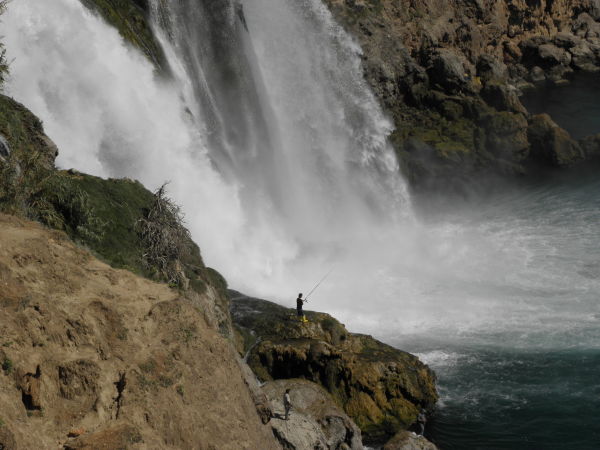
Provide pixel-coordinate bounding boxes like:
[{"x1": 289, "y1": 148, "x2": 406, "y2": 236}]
[
  {"x1": 0, "y1": 94, "x2": 225, "y2": 303},
  {"x1": 80, "y1": 0, "x2": 167, "y2": 71}
]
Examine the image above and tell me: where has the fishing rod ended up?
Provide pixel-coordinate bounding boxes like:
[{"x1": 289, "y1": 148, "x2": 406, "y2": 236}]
[{"x1": 304, "y1": 267, "x2": 334, "y2": 302}]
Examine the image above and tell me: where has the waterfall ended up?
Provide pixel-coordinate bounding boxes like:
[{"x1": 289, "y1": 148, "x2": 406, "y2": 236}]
[
  {"x1": 2, "y1": 0, "x2": 409, "y2": 316},
  {"x1": 4, "y1": 0, "x2": 599, "y2": 340},
  {"x1": 147, "y1": 0, "x2": 409, "y2": 243}
]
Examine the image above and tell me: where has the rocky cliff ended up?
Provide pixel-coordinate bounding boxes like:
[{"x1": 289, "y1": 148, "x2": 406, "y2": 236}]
[
  {"x1": 0, "y1": 92, "x2": 281, "y2": 449},
  {"x1": 323, "y1": 0, "x2": 600, "y2": 189},
  {"x1": 231, "y1": 294, "x2": 438, "y2": 445},
  {"x1": 0, "y1": 213, "x2": 281, "y2": 449}
]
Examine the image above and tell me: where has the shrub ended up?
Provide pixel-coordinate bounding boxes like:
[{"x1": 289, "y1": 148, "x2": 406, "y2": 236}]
[
  {"x1": 2, "y1": 357, "x2": 13, "y2": 374},
  {"x1": 136, "y1": 183, "x2": 191, "y2": 287}
]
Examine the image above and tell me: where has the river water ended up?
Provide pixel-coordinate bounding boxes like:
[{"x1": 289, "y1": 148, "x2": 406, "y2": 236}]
[
  {"x1": 3, "y1": 1, "x2": 600, "y2": 448},
  {"x1": 396, "y1": 165, "x2": 600, "y2": 449}
]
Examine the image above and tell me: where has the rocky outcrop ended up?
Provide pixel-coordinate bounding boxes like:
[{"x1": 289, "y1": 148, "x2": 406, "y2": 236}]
[
  {"x1": 579, "y1": 132, "x2": 600, "y2": 159},
  {"x1": 528, "y1": 113, "x2": 585, "y2": 166},
  {"x1": 383, "y1": 430, "x2": 439, "y2": 450},
  {"x1": 322, "y1": 0, "x2": 600, "y2": 189},
  {"x1": 0, "y1": 213, "x2": 279, "y2": 449},
  {"x1": 231, "y1": 294, "x2": 438, "y2": 444},
  {"x1": 264, "y1": 379, "x2": 363, "y2": 450}
]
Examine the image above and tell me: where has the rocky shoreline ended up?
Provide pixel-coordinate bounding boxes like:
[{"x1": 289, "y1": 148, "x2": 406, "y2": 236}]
[{"x1": 230, "y1": 292, "x2": 438, "y2": 447}]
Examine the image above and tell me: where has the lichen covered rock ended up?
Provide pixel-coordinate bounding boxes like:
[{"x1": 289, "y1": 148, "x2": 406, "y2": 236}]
[{"x1": 231, "y1": 294, "x2": 438, "y2": 443}]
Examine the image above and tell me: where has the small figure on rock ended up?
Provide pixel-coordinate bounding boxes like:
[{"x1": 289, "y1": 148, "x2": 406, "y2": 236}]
[
  {"x1": 296, "y1": 293, "x2": 308, "y2": 323},
  {"x1": 283, "y1": 388, "x2": 292, "y2": 420},
  {"x1": 417, "y1": 408, "x2": 427, "y2": 436}
]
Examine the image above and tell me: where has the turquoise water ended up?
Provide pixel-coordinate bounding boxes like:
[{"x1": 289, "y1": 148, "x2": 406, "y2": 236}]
[
  {"x1": 427, "y1": 346, "x2": 600, "y2": 449},
  {"x1": 393, "y1": 166, "x2": 600, "y2": 449}
]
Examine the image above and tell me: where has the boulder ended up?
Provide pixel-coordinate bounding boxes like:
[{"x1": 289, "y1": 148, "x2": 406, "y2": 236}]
[
  {"x1": 429, "y1": 49, "x2": 470, "y2": 92},
  {"x1": 480, "y1": 81, "x2": 527, "y2": 113},
  {"x1": 547, "y1": 65, "x2": 574, "y2": 84},
  {"x1": 477, "y1": 55, "x2": 509, "y2": 82},
  {"x1": 553, "y1": 32, "x2": 582, "y2": 49},
  {"x1": 529, "y1": 66, "x2": 546, "y2": 83},
  {"x1": 528, "y1": 114, "x2": 585, "y2": 166},
  {"x1": 572, "y1": 13, "x2": 600, "y2": 38},
  {"x1": 568, "y1": 40, "x2": 598, "y2": 70},
  {"x1": 383, "y1": 430, "x2": 439, "y2": 450},
  {"x1": 578, "y1": 133, "x2": 600, "y2": 159},
  {"x1": 264, "y1": 379, "x2": 363, "y2": 450},
  {"x1": 538, "y1": 43, "x2": 572, "y2": 67}
]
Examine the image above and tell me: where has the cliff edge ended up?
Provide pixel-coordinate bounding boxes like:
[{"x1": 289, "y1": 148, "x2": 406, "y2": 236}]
[{"x1": 231, "y1": 293, "x2": 438, "y2": 445}]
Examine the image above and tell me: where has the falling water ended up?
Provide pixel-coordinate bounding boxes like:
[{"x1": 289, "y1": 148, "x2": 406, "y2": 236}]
[{"x1": 3, "y1": 0, "x2": 411, "y2": 312}]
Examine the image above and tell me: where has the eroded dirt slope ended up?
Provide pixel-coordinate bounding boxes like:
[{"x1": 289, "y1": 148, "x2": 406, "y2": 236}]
[{"x1": 0, "y1": 213, "x2": 279, "y2": 449}]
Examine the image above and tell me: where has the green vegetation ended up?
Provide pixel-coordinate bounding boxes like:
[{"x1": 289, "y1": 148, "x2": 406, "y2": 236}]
[
  {"x1": 136, "y1": 183, "x2": 192, "y2": 286},
  {"x1": 0, "y1": 94, "x2": 226, "y2": 298},
  {"x1": 179, "y1": 324, "x2": 197, "y2": 343},
  {"x1": 157, "y1": 375, "x2": 174, "y2": 388},
  {"x1": 139, "y1": 359, "x2": 156, "y2": 374},
  {"x1": 2, "y1": 357, "x2": 13, "y2": 374},
  {"x1": 80, "y1": 0, "x2": 167, "y2": 71}
]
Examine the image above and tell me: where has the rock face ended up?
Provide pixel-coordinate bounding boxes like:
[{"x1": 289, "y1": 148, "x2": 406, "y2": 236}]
[
  {"x1": 383, "y1": 430, "x2": 439, "y2": 450},
  {"x1": 231, "y1": 294, "x2": 438, "y2": 443},
  {"x1": 528, "y1": 113, "x2": 585, "y2": 165},
  {"x1": 264, "y1": 379, "x2": 363, "y2": 450},
  {"x1": 322, "y1": 0, "x2": 600, "y2": 188},
  {"x1": 0, "y1": 214, "x2": 279, "y2": 449}
]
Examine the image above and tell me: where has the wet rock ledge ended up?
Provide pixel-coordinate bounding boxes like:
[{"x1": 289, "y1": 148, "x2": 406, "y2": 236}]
[{"x1": 230, "y1": 291, "x2": 438, "y2": 446}]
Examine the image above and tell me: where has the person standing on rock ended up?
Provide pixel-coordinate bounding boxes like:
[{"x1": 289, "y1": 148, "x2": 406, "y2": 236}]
[
  {"x1": 417, "y1": 408, "x2": 427, "y2": 436},
  {"x1": 296, "y1": 293, "x2": 307, "y2": 322},
  {"x1": 283, "y1": 388, "x2": 292, "y2": 420}
]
